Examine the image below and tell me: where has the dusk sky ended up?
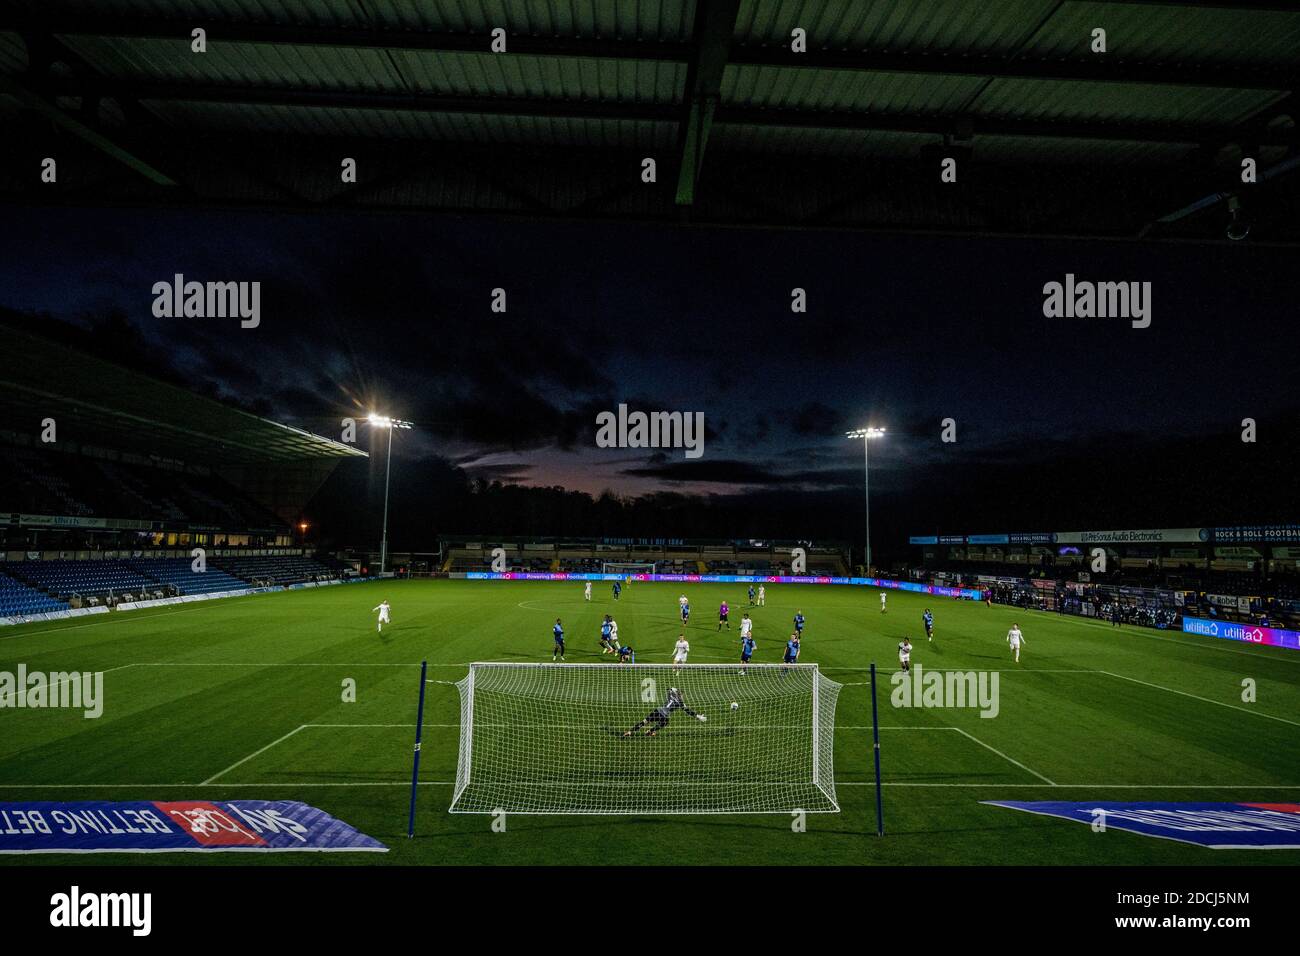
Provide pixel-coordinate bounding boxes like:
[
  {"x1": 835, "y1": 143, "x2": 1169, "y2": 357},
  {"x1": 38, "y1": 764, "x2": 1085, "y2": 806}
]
[{"x1": 1, "y1": 205, "x2": 1294, "y2": 521}]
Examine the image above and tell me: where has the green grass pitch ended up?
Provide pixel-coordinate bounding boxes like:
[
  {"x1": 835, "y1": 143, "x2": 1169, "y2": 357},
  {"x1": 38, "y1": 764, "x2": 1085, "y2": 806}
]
[{"x1": 2, "y1": 579, "x2": 1298, "y2": 866}]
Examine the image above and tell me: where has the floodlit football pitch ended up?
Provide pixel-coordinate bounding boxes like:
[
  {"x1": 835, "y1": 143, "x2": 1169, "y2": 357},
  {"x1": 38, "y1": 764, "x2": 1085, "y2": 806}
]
[{"x1": 2, "y1": 579, "x2": 1298, "y2": 866}]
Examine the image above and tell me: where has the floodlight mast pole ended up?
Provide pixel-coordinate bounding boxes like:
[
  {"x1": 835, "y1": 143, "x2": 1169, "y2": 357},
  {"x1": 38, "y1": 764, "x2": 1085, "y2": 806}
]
[
  {"x1": 847, "y1": 428, "x2": 885, "y2": 574},
  {"x1": 381, "y1": 427, "x2": 392, "y2": 574},
  {"x1": 369, "y1": 414, "x2": 412, "y2": 575},
  {"x1": 863, "y1": 434, "x2": 871, "y2": 574}
]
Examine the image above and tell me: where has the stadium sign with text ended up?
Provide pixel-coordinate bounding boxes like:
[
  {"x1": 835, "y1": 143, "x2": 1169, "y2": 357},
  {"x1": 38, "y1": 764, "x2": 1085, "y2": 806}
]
[
  {"x1": 461, "y1": 571, "x2": 981, "y2": 599},
  {"x1": 1215, "y1": 525, "x2": 1300, "y2": 543},
  {"x1": 1182, "y1": 617, "x2": 1300, "y2": 651},
  {"x1": 1055, "y1": 528, "x2": 1206, "y2": 544},
  {"x1": 0, "y1": 800, "x2": 387, "y2": 853},
  {"x1": 910, "y1": 532, "x2": 1058, "y2": 545},
  {"x1": 985, "y1": 801, "x2": 1300, "y2": 849}
]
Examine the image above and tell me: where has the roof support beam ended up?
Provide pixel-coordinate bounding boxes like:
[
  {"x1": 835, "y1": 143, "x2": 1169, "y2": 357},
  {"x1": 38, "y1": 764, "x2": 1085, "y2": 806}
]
[
  {"x1": 675, "y1": 0, "x2": 741, "y2": 206},
  {"x1": 0, "y1": 14, "x2": 691, "y2": 60},
  {"x1": 718, "y1": 106, "x2": 1295, "y2": 147},
  {"x1": 73, "y1": 81, "x2": 682, "y2": 123},
  {"x1": 0, "y1": 75, "x2": 178, "y2": 185},
  {"x1": 5, "y1": 31, "x2": 179, "y2": 186},
  {"x1": 725, "y1": 48, "x2": 1296, "y2": 93},
  {"x1": 1084, "y1": 1, "x2": 1300, "y2": 11},
  {"x1": 1136, "y1": 92, "x2": 1300, "y2": 236},
  {"x1": 43, "y1": 79, "x2": 1297, "y2": 147},
  {"x1": 2, "y1": 12, "x2": 1295, "y2": 91}
]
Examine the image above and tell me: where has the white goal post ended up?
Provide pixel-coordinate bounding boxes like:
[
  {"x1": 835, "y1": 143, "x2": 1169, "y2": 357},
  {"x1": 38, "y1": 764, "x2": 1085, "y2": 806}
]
[{"x1": 450, "y1": 662, "x2": 841, "y2": 815}]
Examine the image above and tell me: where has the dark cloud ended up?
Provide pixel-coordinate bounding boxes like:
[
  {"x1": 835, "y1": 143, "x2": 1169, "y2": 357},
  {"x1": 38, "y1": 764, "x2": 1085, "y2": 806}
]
[
  {"x1": 781, "y1": 401, "x2": 843, "y2": 437},
  {"x1": 0, "y1": 206, "x2": 1295, "y2": 556},
  {"x1": 622, "y1": 458, "x2": 857, "y2": 489}
]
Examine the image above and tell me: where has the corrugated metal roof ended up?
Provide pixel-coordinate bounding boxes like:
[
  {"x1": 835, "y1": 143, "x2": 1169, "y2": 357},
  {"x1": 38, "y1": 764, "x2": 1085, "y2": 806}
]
[
  {"x1": 975, "y1": 79, "x2": 1285, "y2": 128},
  {"x1": 713, "y1": 123, "x2": 930, "y2": 159},
  {"x1": 733, "y1": 0, "x2": 1062, "y2": 53},
  {"x1": 0, "y1": 31, "x2": 26, "y2": 73},
  {"x1": 2, "y1": 1, "x2": 1296, "y2": 241},
  {"x1": 724, "y1": 63, "x2": 984, "y2": 113},
  {"x1": 373, "y1": 0, "x2": 698, "y2": 40},
  {"x1": 61, "y1": 34, "x2": 686, "y2": 103},
  {"x1": 61, "y1": 35, "x2": 410, "y2": 91},
  {"x1": 16, "y1": 0, "x2": 698, "y2": 40},
  {"x1": 1030, "y1": 3, "x2": 1300, "y2": 68},
  {"x1": 391, "y1": 50, "x2": 684, "y2": 102},
  {"x1": 971, "y1": 133, "x2": 1190, "y2": 166},
  {"x1": 145, "y1": 99, "x2": 676, "y2": 149}
]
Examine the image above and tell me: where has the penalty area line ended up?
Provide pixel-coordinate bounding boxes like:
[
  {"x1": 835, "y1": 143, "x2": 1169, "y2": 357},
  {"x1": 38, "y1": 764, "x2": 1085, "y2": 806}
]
[
  {"x1": 949, "y1": 727, "x2": 1057, "y2": 786},
  {"x1": 199, "y1": 724, "x2": 309, "y2": 785},
  {"x1": 1098, "y1": 670, "x2": 1300, "y2": 729}
]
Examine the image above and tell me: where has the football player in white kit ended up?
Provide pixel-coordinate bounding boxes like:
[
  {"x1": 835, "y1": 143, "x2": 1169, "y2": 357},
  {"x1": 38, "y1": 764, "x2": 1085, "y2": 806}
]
[
  {"x1": 1007, "y1": 623, "x2": 1026, "y2": 663},
  {"x1": 672, "y1": 634, "x2": 690, "y2": 674},
  {"x1": 584, "y1": 581, "x2": 592, "y2": 601},
  {"x1": 898, "y1": 636, "x2": 912, "y2": 672},
  {"x1": 757, "y1": 585, "x2": 766, "y2": 606},
  {"x1": 372, "y1": 599, "x2": 391, "y2": 633},
  {"x1": 880, "y1": 591, "x2": 888, "y2": 614}
]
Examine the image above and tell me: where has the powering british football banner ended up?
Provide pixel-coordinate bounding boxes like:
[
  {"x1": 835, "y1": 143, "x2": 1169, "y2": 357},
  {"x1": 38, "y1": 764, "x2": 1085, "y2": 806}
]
[
  {"x1": 984, "y1": 801, "x2": 1300, "y2": 849},
  {"x1": 0, "y1": 800, "x2": 387, "y2": 853},
  {"x1": 460, "y1": 571, "x2": 982, "y2": 599}
]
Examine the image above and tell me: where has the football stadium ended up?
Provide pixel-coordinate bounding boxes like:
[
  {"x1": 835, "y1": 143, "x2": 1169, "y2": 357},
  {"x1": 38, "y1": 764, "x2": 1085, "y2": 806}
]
[
  {"x1": 1, "y1": 329, "x2": 1297, "y2": 868},
  {"x1": 1, "y1": 0, "x2": 1298, "y2": 935}
]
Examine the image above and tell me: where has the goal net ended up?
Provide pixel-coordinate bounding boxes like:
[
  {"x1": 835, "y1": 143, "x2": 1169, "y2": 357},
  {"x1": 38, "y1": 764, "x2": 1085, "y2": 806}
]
[
  {"x1": 449, "y1": 663, "x2": 841, "y2": 815},
  {"x1": 601, "y1": 561, "x2": 656, "y2": 574}
]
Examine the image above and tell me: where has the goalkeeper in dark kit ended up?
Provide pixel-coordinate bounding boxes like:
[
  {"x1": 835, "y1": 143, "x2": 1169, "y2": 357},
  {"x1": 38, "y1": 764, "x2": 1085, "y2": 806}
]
[{"x1": 623, "y1": 687, "x2": 707, "y2": 737}]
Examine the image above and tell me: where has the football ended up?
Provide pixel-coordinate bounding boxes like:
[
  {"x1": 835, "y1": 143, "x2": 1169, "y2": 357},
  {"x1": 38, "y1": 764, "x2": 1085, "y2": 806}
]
[{"x1": 730, "y1": 702, "x2": 739, "y2": 711}]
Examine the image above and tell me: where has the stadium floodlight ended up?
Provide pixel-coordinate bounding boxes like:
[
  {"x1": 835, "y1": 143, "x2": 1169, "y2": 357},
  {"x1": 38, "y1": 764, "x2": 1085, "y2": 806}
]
[
  {"x1": 446, "y1": 662, "x2": 841, "y2": 815},
  {"x1": 367, "y1": 413, "x2": 413, "y2": 573},
  {"x1": 845, "y1": 427, "x2": 886, "y2": 573}
]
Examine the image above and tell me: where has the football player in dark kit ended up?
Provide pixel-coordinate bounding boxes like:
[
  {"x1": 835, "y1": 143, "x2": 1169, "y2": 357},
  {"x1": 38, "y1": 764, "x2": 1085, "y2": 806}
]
[{"x1": 622, "y1": 687, "x2": 707, "y2": 737}]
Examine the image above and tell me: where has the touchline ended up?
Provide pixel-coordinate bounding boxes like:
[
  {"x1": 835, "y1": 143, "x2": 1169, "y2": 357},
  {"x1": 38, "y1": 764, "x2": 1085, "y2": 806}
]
[{"x1": 0, "y1": 665, "x2": 103, "y2": 718}]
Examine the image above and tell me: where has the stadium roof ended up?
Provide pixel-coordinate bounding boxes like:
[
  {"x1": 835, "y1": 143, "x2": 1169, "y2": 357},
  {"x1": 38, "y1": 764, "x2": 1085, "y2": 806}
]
[
  {"x1": 0, "y1": 324, "x2": 368, "y2": 465},
  {"x1": 0, "y1": 1, "x2": 1297, "y2": 243}
]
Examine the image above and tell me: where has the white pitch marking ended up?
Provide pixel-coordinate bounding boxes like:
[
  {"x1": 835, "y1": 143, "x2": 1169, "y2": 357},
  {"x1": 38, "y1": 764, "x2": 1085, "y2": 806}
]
[
  {"x1": 949, "y1": 727, "x2": 1058, "y2": 786},
  {"x1": 0, "y1": 662, "x2": 135, "y2": 706},
  {"x1": 865, "y1": 782, "x2": 1300, "y2": 788},
  {"x1": 1098, "y1": 670, "x2": 1300, "y2": 729},
  {"x1": 199, "y1": 724, "x2": 309, "y2": 785}
]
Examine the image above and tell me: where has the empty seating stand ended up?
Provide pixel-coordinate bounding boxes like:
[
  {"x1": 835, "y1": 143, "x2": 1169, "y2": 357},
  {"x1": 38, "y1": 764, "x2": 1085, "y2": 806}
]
[
  {"x1": 0, "y1": 570, "x2": 70, "y2": 617},
  {"x1": 123, "y1": 559, "x2": 249, "y2": 595},
  {"x1": 7, "y1": 560, "x2": 159, "y2": 599},
  {"x1": 214, "y1": 555, "x2": 343, "y2": 586}
]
